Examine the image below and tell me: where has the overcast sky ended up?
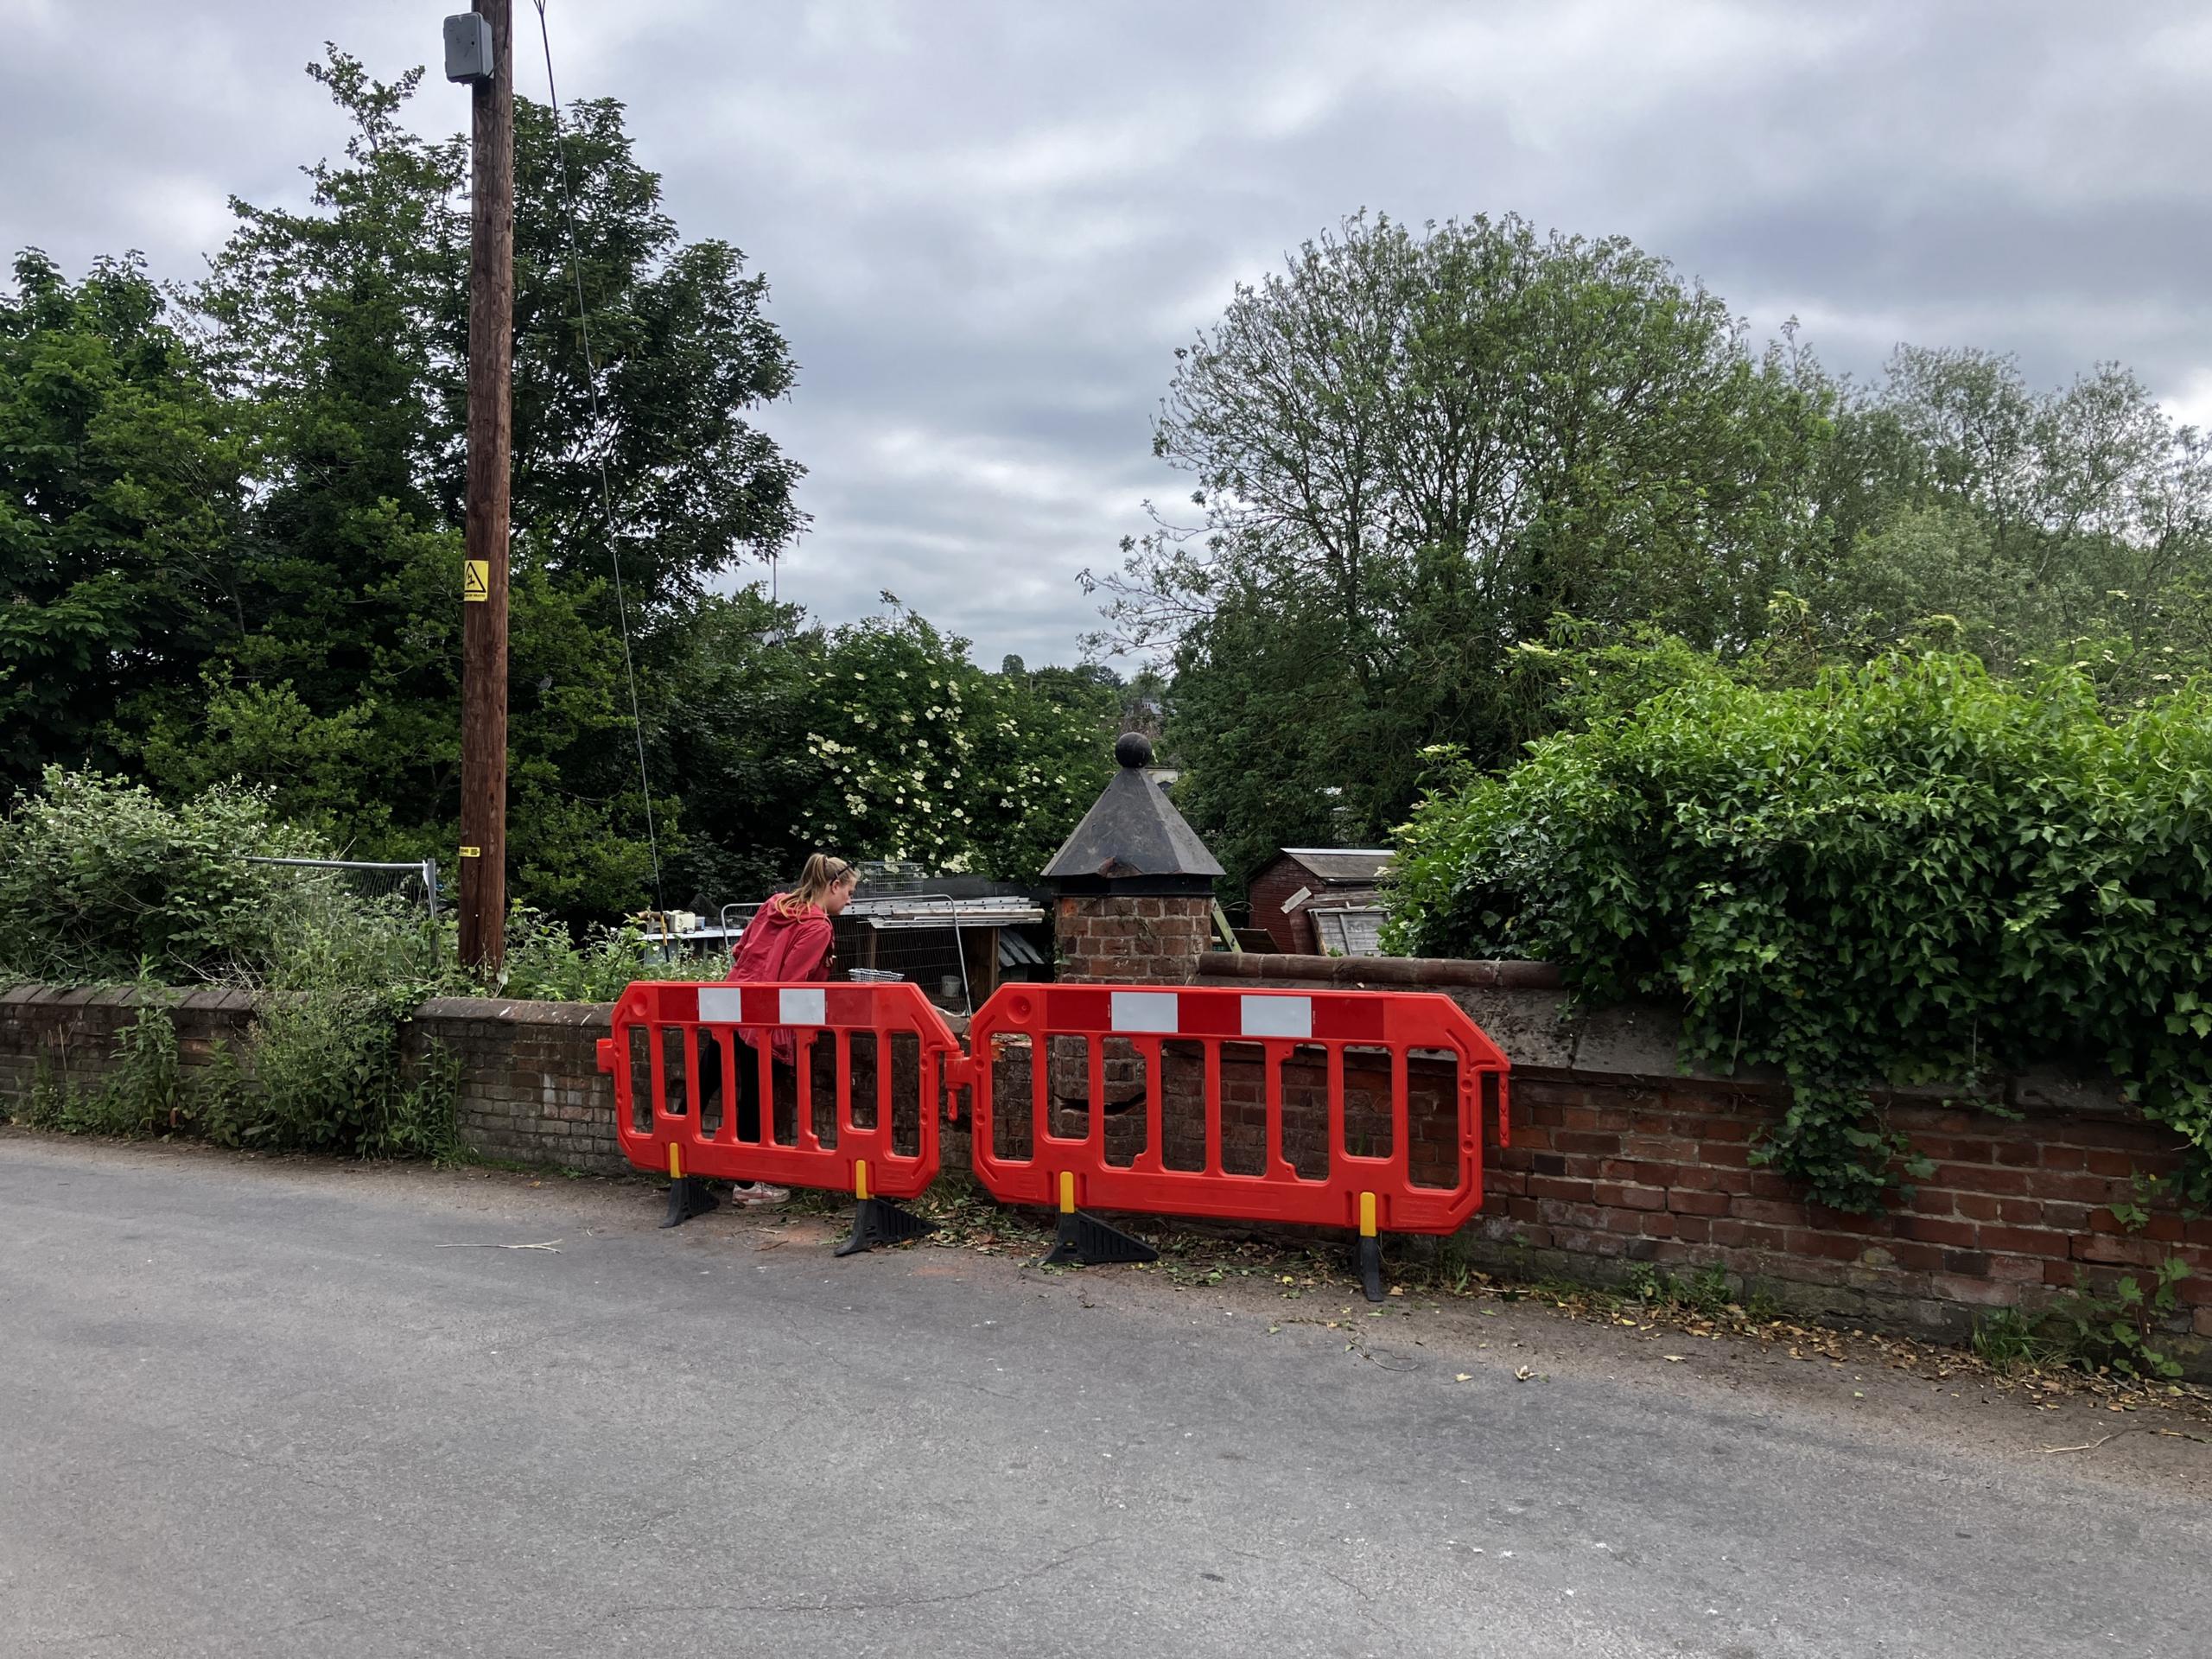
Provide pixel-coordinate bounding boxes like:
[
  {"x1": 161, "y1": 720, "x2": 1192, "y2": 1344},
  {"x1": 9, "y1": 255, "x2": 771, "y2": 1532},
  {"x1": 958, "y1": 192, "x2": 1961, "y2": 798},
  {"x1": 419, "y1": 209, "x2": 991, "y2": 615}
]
[{"x1": 6, "y1": 2, "x2": 2209, "y2": 668}]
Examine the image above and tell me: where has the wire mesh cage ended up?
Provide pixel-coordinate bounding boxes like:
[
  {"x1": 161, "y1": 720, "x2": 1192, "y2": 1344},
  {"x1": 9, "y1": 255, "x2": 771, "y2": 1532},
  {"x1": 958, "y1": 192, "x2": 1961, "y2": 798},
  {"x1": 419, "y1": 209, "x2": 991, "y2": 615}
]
[{"x1": 241, "y1": 856, "x2": 442, "y2": 917}]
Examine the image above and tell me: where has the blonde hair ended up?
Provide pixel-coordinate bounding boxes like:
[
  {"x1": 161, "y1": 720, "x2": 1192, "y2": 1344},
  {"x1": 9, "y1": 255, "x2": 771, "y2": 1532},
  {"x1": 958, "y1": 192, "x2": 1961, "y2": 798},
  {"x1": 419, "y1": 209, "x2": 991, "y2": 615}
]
[{"x1": 781, "y1": 853, "x2": 856, "y2": 914}]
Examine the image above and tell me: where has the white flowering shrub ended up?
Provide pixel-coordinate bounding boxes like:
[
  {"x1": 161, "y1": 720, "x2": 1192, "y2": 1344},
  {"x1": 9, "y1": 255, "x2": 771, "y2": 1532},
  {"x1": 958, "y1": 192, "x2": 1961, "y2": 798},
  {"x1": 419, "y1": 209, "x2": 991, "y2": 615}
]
[{"x1": 793, "y1": 614, "x2": 1109, "y2": 880}]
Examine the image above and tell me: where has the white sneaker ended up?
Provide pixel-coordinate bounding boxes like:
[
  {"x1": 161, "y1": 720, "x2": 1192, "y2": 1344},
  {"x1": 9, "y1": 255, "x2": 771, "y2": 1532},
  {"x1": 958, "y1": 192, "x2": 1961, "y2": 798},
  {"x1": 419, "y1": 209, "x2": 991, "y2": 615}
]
[{"x1": 733, "y1": 1182, "x2": 791, "y2": 1207}]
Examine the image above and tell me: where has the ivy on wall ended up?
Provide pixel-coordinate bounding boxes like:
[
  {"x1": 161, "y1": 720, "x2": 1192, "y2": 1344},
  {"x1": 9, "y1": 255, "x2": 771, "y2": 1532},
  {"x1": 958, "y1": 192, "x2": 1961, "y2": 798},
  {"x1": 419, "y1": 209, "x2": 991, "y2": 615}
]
[{"x1": 1388, "y1": 651, "x2": 2212, "y2": 1213}]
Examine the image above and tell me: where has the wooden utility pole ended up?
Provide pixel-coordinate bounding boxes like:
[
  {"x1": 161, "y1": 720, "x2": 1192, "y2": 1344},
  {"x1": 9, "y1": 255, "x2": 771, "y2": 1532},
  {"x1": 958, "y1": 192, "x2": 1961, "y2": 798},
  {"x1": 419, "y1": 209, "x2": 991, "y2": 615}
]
[{"x1": 458, "y1": 0, "x2": 513, "y2": 976}]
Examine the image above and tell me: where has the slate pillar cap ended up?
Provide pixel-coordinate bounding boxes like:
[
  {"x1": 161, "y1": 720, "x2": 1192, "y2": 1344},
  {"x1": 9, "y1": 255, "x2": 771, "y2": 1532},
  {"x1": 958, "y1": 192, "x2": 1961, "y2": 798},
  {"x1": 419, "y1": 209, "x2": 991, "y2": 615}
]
[{"x1": 1042, "y1": 731, "x2": 1224, "y2": 887}]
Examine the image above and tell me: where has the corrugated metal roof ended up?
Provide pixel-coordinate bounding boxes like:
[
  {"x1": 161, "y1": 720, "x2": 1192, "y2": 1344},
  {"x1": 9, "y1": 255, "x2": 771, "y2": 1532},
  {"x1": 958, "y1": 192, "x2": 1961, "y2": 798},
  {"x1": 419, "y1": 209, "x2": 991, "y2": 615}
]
[
  {"x1": 1278, "y1": 848, "x2": 1395, "y2": 884},
  {"x1": 853, "y1": 897, "x2": 1046, "y2": 931}
]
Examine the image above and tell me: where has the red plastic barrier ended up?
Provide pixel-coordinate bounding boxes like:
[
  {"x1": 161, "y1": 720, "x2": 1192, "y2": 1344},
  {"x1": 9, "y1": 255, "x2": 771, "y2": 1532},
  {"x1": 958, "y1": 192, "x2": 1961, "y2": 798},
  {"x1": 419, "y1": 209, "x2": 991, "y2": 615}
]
[
  {"x1": 963, "y1": 982, "x2": 1510, "y2": 1237},
  {"x1": 596, "y1": 980, "x2": 959, "y2": 1201}
]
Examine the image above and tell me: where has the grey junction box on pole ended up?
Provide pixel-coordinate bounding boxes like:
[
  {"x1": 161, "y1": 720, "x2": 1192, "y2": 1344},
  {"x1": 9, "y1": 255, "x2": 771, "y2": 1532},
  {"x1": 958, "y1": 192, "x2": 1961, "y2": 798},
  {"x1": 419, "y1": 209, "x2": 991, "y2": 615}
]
[{"x1": 444, "y1": 13, "x2": 494, "y2": 84}]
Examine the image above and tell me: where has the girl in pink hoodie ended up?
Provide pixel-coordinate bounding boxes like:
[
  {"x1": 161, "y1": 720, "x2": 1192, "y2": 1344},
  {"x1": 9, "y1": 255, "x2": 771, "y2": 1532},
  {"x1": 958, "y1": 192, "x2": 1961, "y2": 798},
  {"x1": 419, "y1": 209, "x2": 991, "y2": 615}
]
[{"x1": 708, "y1": 855, "x2": 858, "y2": 1205}]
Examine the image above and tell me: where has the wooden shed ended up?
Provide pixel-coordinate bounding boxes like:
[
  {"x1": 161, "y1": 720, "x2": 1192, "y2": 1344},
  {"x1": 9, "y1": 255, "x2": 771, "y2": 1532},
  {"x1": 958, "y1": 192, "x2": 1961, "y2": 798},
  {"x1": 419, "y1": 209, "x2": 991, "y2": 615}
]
[{"x1": 1246, "y1": 847, "x2": 1395, "y2": 955}]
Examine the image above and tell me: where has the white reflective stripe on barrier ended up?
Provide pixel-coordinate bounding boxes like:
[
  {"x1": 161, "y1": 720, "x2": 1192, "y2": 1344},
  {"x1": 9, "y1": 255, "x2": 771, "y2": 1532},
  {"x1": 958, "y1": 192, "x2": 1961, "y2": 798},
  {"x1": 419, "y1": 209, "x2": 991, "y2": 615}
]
[
  {"x1": 1240, "y1": 995, "x2": 1312, "y2": 1039},
  {"x1": 696, "y1": 987, "x2": 827, "y2": 1025},
  {"x1": 1109, "y1": 991, "x2": 1180, "y2": 1033},
  {"x1": 1100, "y1": 990, "x2": 1319, "y2": 1039}
]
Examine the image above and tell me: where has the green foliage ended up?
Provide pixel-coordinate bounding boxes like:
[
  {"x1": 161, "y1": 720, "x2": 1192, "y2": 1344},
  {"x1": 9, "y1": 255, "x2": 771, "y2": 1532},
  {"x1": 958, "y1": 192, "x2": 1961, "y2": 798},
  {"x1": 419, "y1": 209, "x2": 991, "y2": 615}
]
[
  {"x1": 3, "y1": 51, "x2": 1126, "y2": 921},
  {"x1": 16, "y1": 993, "x2": 186, "y2": 1137},
  {"x1": 664, "y1": 594, "x2": 1114, "y2": 899},
  {"x1": 1968, "y1": 1307, "x2": 2046, "y2": 1373},
  {"x1": 12, "y1": 988, "x2": 247, "y2": 1142},
  {"x1": 240, "y1": 978, "x2": 436, "y2": 1156},
  {"x1": 0, "y1": 251, "x2": 247, "y2": 791},
  {"x1": 1098, "y1": 219, "x2": 2212, "y2": 891},
  {"x1": 1389, "y1": 650, "x2": 2212, "y2": 1211},
  {"x1": 156, "y1": 49, "x2": 808, "y2": 919},
  {"x1": 2042, "y1": 1260, "x2": 2192, "y2": 1381},
  {"x1": 221, "y1": 877, "x2": 451, "y2": 1154},
  {"x1": 1624, "y1": 1261, "x2": 1740, "y2": 1319},
  {"x1": 788, "y1": 606, "x2": 1110, "y2": 879},
  {"x1": 2, "y1": 50, "x2": 807, "y2": 924},
  {"x1": 1808, "y1": 351, "x2": 2212, "y2": 681},
  {"x1": 0, "y1": 769, "x2": 326, "y2": 982},
  {"x1": 102, "y1": 990, "x2": 184, "y2": 1135},
  {"x1": 499, "y1": 907, "x2": 724, "y2": 1002},
  {"x1": 0, "y1": 769, "x2": 459, "y2": 1156},
  {"x1": 1090, "y1": 212, "x2": 1834, "y2": 882}
]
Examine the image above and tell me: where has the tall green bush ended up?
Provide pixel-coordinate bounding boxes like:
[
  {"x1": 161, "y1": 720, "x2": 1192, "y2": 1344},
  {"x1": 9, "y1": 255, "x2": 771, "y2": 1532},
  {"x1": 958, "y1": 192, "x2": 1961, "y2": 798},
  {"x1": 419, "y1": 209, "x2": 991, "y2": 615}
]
[
  {"x1": 0, "y1": 771, "x2": 457, "y2": 1154},
  {"x1": 0, "y1": 772, "x2": 752, "y2": 1156},
  {"x1": 1388, "y1": 652, "x2": 2212, "y2": 1211},
  {"x1": 0, "y1": 768, "x2": 328, "y2": 982},
  {"x1": 499, "y1": 907, "x2": 725, "y2": 1002}
]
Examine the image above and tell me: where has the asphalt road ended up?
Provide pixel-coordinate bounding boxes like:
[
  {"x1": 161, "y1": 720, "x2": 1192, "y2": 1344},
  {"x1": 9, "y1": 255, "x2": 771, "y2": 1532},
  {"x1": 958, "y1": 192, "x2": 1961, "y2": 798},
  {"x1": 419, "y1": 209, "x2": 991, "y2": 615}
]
[{"x1": 2, "y1": 1135, "x2": 2205, "y2": 1659}]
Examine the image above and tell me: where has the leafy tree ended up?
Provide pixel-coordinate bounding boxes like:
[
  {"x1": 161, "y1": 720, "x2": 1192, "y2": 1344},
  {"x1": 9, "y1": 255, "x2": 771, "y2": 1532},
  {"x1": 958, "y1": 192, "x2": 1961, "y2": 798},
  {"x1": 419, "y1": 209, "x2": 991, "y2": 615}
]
[
  {"x1": 3, "y1": 48, "x2": 1135, "y2": 941},
  {"x1": 0, "y1": 251, "x2": 247, "y2": 791},
  {"x1": 0, "y1": 767, "x2": 326, "y2": 983},
  {"x1": 660, "y1": 587, "x2": 823, "y2": 904},
  {"x1": 1807, "y1": 348, "x2": 2212, "y2": 680},
  {"x1": 1096, "y1": 214, "x2": 2212, "y2": 883},
  {"x1": 143, "y1": 48, "x2": 803, "y2": 918},
  {"x1": 665, "y1": 596, "x2": 1113, "y2": 901},
  {"x1": 1089, "y1": 212, "x2": 1834, "y2": 881}
]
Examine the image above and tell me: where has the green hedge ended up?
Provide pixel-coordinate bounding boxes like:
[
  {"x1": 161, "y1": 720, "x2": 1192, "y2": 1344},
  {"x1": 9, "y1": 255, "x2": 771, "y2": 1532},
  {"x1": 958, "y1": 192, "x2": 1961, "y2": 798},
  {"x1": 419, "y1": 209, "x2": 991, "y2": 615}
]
[
  {"x1": 0, "y1": 771, "x2": 716, "y2": 1155},
  {"x1": 1387, "y1": 652, "x2": 2212, "y2": 1212}
]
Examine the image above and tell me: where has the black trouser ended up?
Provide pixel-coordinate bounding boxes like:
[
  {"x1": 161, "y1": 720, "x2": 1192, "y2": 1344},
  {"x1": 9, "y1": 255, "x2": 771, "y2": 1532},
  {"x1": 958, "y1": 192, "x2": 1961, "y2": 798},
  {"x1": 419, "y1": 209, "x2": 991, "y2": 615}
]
[{"x1": 696, "y1": 1032, "x2": 790, "y2": 1166}]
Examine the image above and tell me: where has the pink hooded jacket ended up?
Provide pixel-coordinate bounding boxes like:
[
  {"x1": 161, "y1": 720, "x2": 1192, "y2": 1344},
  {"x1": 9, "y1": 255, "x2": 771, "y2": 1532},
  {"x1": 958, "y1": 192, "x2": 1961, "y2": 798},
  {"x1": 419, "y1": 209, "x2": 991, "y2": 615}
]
[{"x1": 726, "y1": 894, "x2": 834, "y2": 1065}]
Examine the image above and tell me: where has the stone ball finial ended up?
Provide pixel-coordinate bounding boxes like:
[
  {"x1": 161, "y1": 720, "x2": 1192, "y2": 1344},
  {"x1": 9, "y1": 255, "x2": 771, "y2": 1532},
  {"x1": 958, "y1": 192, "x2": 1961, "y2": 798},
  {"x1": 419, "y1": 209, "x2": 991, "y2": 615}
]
[{"x1": 1115, "y1": 730, "x2": 1154, "y2": 770}]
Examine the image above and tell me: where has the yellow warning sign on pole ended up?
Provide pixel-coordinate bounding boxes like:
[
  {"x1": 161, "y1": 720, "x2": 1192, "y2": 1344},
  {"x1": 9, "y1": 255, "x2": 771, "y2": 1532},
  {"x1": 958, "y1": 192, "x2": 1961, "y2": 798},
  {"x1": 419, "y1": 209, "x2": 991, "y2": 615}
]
[{"x1": 463, "y1": 560, "x2": 490, "y2": 602}]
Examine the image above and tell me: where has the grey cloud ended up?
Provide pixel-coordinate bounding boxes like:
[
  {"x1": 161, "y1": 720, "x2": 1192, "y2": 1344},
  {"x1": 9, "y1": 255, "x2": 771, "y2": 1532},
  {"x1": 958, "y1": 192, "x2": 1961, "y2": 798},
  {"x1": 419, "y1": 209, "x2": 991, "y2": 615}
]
[{"x1": 4, "y1": 1, "x2": 2206, "y2": 664}]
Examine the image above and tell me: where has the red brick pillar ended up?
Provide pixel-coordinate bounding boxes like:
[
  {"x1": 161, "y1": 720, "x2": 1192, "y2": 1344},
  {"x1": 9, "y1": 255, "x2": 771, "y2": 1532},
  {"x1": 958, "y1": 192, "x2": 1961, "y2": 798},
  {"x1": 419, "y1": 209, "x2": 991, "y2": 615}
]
[
  {"x1": 1039, "y1": 732, "x2": 1224, "y2": 1122},
  {"x1": 1048, "y1": 894, "x2": 1213, "y2": 1117},
  {"x1": 1054, "y1": 893, "x2": 1214, "y2": 987}
]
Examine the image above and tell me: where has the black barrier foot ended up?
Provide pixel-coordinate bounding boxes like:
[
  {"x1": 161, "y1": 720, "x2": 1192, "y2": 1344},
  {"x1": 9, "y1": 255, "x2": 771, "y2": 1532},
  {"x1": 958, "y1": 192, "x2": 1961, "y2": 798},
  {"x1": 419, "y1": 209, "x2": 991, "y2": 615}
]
[
  {"x1": 660, "y1": 1175, "x2": 720, "y2": 1229},
  {"x1": 1356, "y1": 1236, "x2": 1386, "y2": 1302},
  {"x1": 836, "y1": 1196, "x2": 935, "y2": 1256},
  {"x1": 1043, "y1": 1210, "x2": 1160, "y2": 1268}
]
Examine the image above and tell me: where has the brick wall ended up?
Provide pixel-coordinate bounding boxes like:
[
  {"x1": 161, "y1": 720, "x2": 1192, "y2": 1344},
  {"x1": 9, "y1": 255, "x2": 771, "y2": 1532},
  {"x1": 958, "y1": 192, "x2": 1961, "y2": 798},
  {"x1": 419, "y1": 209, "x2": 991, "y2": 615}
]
[
  {"x1": 1, "y1": 985, "x2": 257, "y2": 1105},
  {"x1": 0, "y1": 988, "x2": 929, "y2": 1180},
  {"x1": 11, "y1": 951, "x2": 2209, "y2": 1373},
  {"x1": 1198, "y1": 953, "x2": 2212, "y2": 1367},
  {"x1": 410, "y1": 998, "x2": 628, "y2": 1174},
  {"x1": 0, "y1": 986, "x2": 630, "y2": 1174},
  {"x1": 1487, "y1": 1075, "x2": 2209, "y2": 1336},
  {"x1": 1049, "y1": 893, "x2": 1214, "y2": 1110},
  {"x1": 1053, "y1": 894, "x2": 1212, "y2": 984}
]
